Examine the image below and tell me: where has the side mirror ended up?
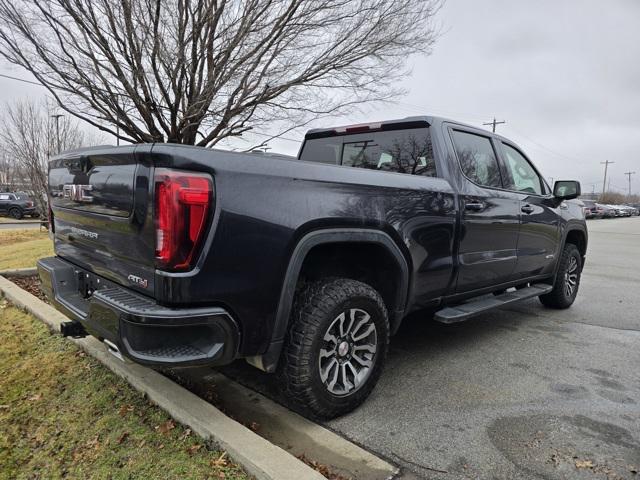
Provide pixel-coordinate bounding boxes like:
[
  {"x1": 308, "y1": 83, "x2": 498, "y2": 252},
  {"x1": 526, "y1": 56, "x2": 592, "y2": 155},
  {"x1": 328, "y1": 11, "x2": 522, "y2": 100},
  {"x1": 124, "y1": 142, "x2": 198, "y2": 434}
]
[{"x1": 553, "y1": 180, "x2": 581, "y2": 200}]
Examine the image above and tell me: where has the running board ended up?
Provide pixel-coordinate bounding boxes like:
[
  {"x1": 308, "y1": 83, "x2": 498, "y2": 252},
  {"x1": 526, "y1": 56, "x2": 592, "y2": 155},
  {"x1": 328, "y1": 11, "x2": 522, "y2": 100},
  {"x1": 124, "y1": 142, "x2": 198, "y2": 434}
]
[{"x1": 434, "y1": 284, "x2": 553, "y2": 324}]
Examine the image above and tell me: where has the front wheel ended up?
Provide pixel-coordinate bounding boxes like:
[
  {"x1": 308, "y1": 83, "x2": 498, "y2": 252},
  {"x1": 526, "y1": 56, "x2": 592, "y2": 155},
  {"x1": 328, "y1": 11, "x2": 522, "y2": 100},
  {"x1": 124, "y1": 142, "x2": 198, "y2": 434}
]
[
  {"x1": 8, "y1": 207, "x2": 22, "y2": 219},
  {"x1": 539, "y1": 243, "x2": 582, "y2": 309},
  {"x1": 278, "y1": 278, "x2": 389, "y2": 419}
]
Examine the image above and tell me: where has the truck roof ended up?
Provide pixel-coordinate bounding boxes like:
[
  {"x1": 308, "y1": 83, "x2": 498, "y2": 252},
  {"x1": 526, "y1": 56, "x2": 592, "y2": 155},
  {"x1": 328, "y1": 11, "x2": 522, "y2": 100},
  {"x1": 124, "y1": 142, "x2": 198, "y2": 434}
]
[{"x1": 303, "y1": 115, "x2": 497, "y2": 140}]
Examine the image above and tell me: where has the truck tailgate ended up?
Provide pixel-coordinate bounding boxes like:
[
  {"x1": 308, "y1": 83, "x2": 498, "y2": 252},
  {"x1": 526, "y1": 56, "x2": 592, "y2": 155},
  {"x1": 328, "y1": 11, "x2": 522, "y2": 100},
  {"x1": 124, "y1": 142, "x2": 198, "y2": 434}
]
[{"x1": 49, "y1": 145, "x2": 156, "y2": 296}]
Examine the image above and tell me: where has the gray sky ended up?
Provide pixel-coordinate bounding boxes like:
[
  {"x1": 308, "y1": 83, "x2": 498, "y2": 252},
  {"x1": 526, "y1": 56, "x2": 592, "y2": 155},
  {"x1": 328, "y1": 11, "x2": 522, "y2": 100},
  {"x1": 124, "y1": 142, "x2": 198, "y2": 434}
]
[{"x1": 1, "y1": 0, "x2": 638, "y2": 194}]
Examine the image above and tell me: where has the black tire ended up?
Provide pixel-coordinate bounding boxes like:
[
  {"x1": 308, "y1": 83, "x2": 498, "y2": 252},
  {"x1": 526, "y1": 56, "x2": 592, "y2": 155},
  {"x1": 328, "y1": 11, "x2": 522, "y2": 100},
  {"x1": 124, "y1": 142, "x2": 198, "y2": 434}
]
[
  {"x1": 539, "y1": 243, "x2": 582, "y2": 309},
  {"x1": 8, "y1": 207, "x2": 22, "y2": 219},
  {"x1": 278, "y1": 278, "x2": 389, "y2": 419}
]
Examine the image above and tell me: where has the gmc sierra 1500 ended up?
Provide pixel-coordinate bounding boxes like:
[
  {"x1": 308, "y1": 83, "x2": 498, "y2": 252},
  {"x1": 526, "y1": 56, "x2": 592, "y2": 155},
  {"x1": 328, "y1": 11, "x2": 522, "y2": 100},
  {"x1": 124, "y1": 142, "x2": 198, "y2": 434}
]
[{"x1": 38, "y1": 116, "x2": 586, "y2": 418}]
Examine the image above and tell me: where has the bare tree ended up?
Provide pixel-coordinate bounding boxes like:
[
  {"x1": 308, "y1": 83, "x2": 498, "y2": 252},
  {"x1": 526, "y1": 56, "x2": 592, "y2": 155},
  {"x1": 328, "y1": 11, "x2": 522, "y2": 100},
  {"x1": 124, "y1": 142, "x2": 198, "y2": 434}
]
[
  {"x1": 0, "y1": 148, "x2": 21, "y2": 188},
  {"x1": 0, "y1": 0, "x2": 442, "y2": 147},
  {"x1": 0, "y1": 100, "x2": 100, "y2": 214},
  {"x1": 599, "y1": 191, "x2": 639, "y2": 204}
]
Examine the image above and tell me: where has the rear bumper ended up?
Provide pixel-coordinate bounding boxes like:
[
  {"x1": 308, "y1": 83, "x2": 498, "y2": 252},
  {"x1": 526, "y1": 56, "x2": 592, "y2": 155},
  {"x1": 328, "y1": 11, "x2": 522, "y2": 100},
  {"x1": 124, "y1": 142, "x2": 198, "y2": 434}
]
[{"x1": 37, "y1": 256, "x2": 239, "y2": 368}]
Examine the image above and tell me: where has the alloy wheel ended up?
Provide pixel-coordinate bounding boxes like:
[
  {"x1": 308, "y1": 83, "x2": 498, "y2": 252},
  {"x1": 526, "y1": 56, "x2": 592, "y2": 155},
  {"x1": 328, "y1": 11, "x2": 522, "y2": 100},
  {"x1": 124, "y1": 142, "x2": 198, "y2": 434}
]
[
  {"x1": 564, "y1": 256, "x2": 578, "y2": 298},
  {"x1": 318, "y1": 308, "x2": 377, "y2": 397}
]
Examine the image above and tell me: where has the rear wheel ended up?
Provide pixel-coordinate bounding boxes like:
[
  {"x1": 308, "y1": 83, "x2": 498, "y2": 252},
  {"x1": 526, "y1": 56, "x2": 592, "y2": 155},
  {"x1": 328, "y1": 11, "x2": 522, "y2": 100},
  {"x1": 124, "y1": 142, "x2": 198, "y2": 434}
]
[
  {"x1": 278, "y1": 278, "x2": 389, "y2": 419},
  {"x1": 539, "y1": 243, "x2": 582, "y2": 309},
  {"x1": 8, "y1": 207, "x2": 22, "y2": 219}
]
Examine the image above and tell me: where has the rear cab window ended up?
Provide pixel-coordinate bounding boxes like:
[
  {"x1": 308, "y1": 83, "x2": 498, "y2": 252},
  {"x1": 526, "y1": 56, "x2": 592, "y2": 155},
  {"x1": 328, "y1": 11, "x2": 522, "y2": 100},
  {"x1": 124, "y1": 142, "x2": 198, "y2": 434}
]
[{"x1": 299, "y1": 126, "x2": 437, "y2": 177}]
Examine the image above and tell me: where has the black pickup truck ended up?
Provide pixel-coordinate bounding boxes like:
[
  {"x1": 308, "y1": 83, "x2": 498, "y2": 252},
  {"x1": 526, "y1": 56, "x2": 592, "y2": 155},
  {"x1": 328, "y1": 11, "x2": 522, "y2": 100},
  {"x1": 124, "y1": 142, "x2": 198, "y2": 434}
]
[{"x1": 38, "y1": 116, "x2": 587, "y2": 418}]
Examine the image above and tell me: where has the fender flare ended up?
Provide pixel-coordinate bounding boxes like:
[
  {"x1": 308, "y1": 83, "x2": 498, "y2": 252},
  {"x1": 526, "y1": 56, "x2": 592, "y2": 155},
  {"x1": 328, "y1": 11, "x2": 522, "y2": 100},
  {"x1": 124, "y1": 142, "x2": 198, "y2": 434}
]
[
  {"x1": 554, "y1": 222, "x2": 588, "y2": 277},
  {"x1": 249, "y1": 228, "x2": 410, "y2": 372}
]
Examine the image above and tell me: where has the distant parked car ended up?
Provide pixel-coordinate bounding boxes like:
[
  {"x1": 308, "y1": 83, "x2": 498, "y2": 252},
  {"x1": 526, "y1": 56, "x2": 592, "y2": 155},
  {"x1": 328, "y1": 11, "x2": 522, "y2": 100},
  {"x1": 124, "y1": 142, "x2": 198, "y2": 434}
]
[
  {"x1": 617, "y1": 205, "x2": 636, "y2": 216},
  {"x1": 582, "y1": 200, "x2": 604, "y2": 219},
  {"x1": 627, "y1": 203, "x2": 640, "y2": 213},
  {"x1": 597, "y1": 204, "x2": 616, "y2": 218},
  {"x1": 0, "y1": 192, "x2": 38, "y2": 219},
  {"x1": 605, "y1": 204, "x2": 631, "y2": 217}
]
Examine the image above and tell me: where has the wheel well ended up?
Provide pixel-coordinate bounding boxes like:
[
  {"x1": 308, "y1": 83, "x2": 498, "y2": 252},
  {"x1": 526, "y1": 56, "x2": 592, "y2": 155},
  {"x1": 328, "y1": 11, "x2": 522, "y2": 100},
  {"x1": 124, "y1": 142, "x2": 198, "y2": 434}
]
[
  {"x1": 297, "y1": 242, "x2": 405, "y2": 323},
  {"x1": 565, "y1": 229, "x2": 586, "y2": 257}
]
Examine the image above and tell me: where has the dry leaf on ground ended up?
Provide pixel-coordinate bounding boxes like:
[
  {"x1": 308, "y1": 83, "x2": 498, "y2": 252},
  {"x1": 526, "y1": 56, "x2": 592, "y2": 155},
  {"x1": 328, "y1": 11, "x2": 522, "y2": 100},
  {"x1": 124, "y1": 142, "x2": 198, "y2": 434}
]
[
  {"x1": 186, "y1": 444, "x2": 203, "y2": 455},
  {"x1": 118, "y1": 404, "x2": 134, "y2": 416},
  {"x1": 575, "y1": 459, "x2": 594, "y2": 469},
  {"x1": 117, "y1": 432, "x2": 129, "y2": 444},
  {"x1": 156, "y1": 419, "x2": 176, "y2": 435},
  {"x1": 211, "y1": 452, "x2": 228, "y2": 467}
]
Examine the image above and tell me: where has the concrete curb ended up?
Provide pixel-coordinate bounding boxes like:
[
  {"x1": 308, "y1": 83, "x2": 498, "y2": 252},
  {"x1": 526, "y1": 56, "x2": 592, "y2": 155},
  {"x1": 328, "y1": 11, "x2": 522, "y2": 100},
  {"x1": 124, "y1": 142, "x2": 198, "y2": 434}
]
[
  {"x1": 185, "y1": 369, "x2": 399, "y2": 480},
  {"x1": 0, "y1": 267, "x2": 37, "y2": 277},
  {"x1": 0, "y1": 275, "x2": 325, "y2": 480}
]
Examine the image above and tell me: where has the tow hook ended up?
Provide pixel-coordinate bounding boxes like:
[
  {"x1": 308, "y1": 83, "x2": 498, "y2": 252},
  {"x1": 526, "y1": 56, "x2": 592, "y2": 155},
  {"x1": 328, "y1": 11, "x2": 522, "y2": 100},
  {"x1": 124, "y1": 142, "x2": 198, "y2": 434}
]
[{"x1": 60, "y1": 320, "x2": 87, "y2": 338}]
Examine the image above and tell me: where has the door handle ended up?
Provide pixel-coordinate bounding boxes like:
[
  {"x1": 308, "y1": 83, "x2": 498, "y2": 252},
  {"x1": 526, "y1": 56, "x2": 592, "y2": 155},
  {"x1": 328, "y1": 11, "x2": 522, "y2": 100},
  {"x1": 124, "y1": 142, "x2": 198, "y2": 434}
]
[
  {"x1": 521, "y1": 204, "x2": 534, "y2": 214},
  {"x1": 465, "y1": 202, "x2": 485, "y2": 211}
]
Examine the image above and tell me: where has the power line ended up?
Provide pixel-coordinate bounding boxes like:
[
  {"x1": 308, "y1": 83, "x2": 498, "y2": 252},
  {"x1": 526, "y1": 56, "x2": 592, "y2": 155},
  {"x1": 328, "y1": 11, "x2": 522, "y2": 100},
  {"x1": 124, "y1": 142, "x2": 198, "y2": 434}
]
[
  {"x1": 504, "y1": 126, "x2": 584, "y2": 163},
  {"x1": 393, "y1": 101, "x2": 489, "y2": 122},
  {"x1": 250, "y1": 131, "x2": 300, "y2": 143},
  {"x1": 0, "y1": 73, "x2": 42, "y2": 86}
]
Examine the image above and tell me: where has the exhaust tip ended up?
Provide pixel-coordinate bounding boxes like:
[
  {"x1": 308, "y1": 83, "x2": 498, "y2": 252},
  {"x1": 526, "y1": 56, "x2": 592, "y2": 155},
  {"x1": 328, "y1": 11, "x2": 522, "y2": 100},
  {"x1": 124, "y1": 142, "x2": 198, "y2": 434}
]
[{"x1": 103, "y1": 339, "x2": 125, "y2": 362}]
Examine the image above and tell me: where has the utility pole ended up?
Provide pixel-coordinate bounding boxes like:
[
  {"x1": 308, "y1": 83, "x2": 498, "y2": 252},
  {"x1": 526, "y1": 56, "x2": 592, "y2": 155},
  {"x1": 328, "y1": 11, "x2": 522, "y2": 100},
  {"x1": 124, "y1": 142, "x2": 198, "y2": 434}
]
[
  {"x1": 50, "y1": 114, "x2": 64, "y2": 154},
  {"x1": 483, "y1": 117, "x2": 506, "y2": 133},
  {"x1": 600, "y1": 160, "x2": 614, "y2": 198},
  {"x1": 624, "y1": 171, "x2": 636, "y2": 197}
]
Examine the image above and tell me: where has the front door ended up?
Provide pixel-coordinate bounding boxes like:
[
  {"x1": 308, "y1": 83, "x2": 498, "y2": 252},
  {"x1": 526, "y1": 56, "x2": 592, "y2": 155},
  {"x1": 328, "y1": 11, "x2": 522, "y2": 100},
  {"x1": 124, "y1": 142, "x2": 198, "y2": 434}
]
[
  {"x1": 498, "y1": 142, "x2": 561, "y2": 278},
  {"x1": 449, "y1": 129, "x2": 521, "y2": 293}
]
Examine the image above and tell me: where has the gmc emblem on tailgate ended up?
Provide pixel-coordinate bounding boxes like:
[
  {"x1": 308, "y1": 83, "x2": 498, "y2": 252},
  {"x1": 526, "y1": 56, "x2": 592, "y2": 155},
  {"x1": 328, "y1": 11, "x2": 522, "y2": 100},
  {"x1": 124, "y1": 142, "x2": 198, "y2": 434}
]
[{"x1": 63, "y1": 184, "x2": 93, "y2": 202}]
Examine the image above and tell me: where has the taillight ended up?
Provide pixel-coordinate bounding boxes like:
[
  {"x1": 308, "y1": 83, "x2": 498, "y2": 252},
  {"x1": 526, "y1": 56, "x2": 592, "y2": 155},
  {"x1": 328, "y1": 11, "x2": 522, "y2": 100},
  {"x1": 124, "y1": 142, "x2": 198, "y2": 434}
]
[{"x1": 154, "y1": 168, "x2": 213, "y2": 271}]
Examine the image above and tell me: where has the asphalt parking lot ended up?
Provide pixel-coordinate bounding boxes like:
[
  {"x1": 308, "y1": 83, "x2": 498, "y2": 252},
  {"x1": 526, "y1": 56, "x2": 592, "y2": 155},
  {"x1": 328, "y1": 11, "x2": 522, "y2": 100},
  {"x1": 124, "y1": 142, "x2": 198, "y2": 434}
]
[{"x1": 221, "y1": 217, "x2": 640, "y2": 479}]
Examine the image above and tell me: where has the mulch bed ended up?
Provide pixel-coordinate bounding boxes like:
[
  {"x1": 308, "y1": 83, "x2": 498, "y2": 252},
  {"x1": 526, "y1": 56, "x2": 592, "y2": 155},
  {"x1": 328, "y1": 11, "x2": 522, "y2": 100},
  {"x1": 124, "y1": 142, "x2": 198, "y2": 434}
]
[{"x1": 7, "y1": 275, "x2": 49, "y2": 303}]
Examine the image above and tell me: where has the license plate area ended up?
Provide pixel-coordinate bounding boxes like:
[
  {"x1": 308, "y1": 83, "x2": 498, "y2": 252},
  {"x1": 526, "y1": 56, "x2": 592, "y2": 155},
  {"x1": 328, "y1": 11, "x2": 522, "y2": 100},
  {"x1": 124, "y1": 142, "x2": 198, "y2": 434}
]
[{"x1": 77, "y1": 270, "x2": 100, "y2": 299}]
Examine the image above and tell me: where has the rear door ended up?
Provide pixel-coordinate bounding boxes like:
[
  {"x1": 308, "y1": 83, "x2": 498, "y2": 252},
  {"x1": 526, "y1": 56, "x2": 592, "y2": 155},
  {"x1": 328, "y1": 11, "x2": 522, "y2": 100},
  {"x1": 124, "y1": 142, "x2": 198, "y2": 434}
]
[
  {"x1": 48, "y1": 145, "x2": 156, "y2": 296},
  {"x1": 448, "y1": 128, "x2": 521, "y2": 293},
  {"x1": 497, "y1": 141, "x2": 561, "y2": 278}
]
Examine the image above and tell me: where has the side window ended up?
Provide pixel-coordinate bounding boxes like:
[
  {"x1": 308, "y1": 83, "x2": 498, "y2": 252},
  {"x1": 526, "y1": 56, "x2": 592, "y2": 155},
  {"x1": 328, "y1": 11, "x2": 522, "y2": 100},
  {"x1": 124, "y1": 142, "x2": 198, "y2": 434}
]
[
  {"x1": 451, "y1": 130, "x2": 503, "y2": 188},
  {"x1": 502, "y1": 143, "x2": 543, "y2": 195},
  {"x1": 0, "y1": 194, "x2": 9, "y2": 200}
]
